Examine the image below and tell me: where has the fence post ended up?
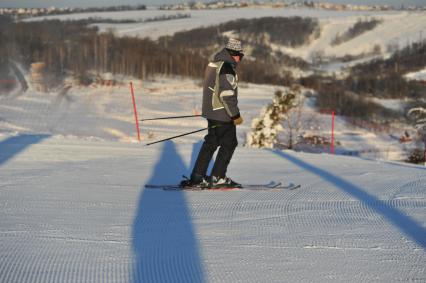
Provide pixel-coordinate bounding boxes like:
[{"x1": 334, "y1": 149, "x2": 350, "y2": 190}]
[
  {"x1": 130, "y1": 81, "x2": 141, "y2": 142},
  {"x1": 331, "y1": 110, "x2": 335, "y2": 154},
  {"x1": 424, "y1": 139, "x2": 426, "y2": 165}
]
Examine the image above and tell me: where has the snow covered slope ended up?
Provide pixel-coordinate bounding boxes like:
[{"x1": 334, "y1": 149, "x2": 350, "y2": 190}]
[
  {"x1": 0, "y1": 136, "x2": 425, "y2": 282},
  {"x1": 3, "y1": 7, "x2": 425, "y2": 282},
  {"x1": 405, "y1": 67, "x2": 426, "y2": 82},
  {"x1": 25, "y1": 8, "x2": 426, "y2": 61},
  {"x1": 0, "y1": 77, "x2": 281, "y2": 143},
  {"x1": 0, "y1": 76, "x2": 424, "y2": 281},
  {"x1": 0, "y1": 77, "x2": 415, "y2": 161}
]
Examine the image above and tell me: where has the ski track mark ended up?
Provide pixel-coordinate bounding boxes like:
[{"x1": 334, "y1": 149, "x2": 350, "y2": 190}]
[{"x1": 1, "y1": 142, "x2": 425, "y2": 282}]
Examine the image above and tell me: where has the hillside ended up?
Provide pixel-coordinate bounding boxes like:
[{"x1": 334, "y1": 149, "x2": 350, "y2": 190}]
[
  {"x1": 0, "y1": 133, "x2": 425, "y2": 282},
  {"x1": 0, "y1": 76, "x2": 418, "y2": 161},
  {"x1": 25, "y1": 8, "x2": 426, "y2": 63},
  {"x1": 1, "y1": 7, "x2": 425, "y2": 283},
  {"x1": 0, "y1": 35, "x2": 425, "y2": 283}
]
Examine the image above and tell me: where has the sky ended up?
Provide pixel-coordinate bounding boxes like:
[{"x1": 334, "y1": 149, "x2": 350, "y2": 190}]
[{"x1": 0, "y1": 0, "x2": 425, "y2": 8}]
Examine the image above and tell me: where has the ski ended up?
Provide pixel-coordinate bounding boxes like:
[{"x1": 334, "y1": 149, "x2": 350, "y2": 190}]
[
  {"x1": 145, "y1": 182, "x2": 300, "y2": 191},
  {"x1": 145, "y1": 181, "x2": 280, "y2": 190}
]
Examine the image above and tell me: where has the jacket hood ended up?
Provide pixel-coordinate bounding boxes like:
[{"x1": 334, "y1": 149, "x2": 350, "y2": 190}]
[{"x1": 213, "y1": 48, "x2": 237, "y2": 66}]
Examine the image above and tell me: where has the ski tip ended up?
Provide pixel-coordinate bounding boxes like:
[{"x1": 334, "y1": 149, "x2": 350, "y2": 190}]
[{"x1": 289, "y1": 184, "x2": 301, "y2": 190}]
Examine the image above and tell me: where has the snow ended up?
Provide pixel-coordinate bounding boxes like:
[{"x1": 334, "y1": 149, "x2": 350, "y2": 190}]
[
  {"x1": 405, "y1": 67, "x2": 426, "y2": 82},
  {"x1": 0, "y1": 135, "x2": 425, "y2": 282},
  {"x1": 24, "y1": 8, "x2": 426, "y2": 62},
  {"x1": 1, "y1": 76, "x2": 425, "y2": 282},
  {"x1": 0, "y1": 76, "x2": 419, "y2": 161},
  {"x1": 0, "y1": 76, "x2": 280, "y2": 144},
  {"x1": 2, "y1": 8, "x2": 425, "y2": 281},
  {"x1": 288, "y1": 11, "x2": 426, "y2": 60},
  {"x1": 371, "y1": 97, "x2": 407, "y2": 112}
]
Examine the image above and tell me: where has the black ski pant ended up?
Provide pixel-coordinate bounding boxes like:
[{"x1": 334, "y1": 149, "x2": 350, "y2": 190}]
[{"x1": 192, "y1": 119, "x2": 238, "y2": 179}]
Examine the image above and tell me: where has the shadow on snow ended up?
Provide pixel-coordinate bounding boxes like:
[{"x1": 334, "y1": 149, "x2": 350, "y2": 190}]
[
  {"x1": 269, "y1": 149, "x2": 426, "y2": 250},
  {"x1": 0, "y1": 134, "x2": 50, "y2": 167},
  {"x1": 132, "y1": 141, "x2": 205, "y2": 283}
]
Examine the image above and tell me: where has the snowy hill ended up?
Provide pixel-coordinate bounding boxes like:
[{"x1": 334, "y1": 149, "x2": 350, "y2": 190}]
[
  {"x1": 0, "y1": 77, "x2": 416, "y2": 161},
  {"x1": 25, "y1": 8, "x2": 426, "y2": 61},
  {"x1": 2, "y1": 6, "x2": 425, "y2": 282},
  {"x1": 0, "y1": 77, "x2": 278, "y2": 143},
  {"x1": 0, "y1": 134, "x2": 425, "y2": 282},
  {"x1": 0, "y1": 77, "x2": 425, "y2": 282}
]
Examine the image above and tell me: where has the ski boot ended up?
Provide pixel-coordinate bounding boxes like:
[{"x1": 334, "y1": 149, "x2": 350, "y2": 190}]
[
  {"x1": 180, "y1": 174, "x2": 210, "y2": 189},
  {"x1": 209, "y1": 176, "x2": 242, "y2": 189}
]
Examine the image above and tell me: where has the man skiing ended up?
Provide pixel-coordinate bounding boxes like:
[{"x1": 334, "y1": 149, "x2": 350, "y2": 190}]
[{"x1": 182, "y1": 38, "x2": 244, "y2": 189}]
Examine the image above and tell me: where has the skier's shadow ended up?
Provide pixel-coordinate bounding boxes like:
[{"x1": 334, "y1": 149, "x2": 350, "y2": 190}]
[
  {"x1": 132, "y1": 141, "x2": 205, "y2": 283},
  {"x1": 0, "y1": 134, "x2": 50, "y2": 167},
  {"x1": 270, "y1": 149, "x2": 426, "y2": 250}
]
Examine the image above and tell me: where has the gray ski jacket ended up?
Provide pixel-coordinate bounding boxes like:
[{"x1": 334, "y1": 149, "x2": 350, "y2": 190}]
[{"x1": 201, "y1": 48, "x2": 240, "y2": 123}]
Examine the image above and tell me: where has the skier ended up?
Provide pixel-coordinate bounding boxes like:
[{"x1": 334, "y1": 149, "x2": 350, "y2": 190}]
[{"x1": 182, "y1": 38, "x2": 244, "y2": 188}]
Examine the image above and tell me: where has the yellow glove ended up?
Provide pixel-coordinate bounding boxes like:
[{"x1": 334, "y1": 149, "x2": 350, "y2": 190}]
[{"x1": 233, "y1": 116, "x2": 243, "y2": 125}]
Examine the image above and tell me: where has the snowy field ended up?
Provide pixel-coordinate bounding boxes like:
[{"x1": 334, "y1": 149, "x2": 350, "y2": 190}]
[
  {"x1": 0, "y1": 135, "x2": 425, "y2": 282},
  {"x1": 2, "y1": 8, "x2": 425, "y2": 281},
  {"x1": 0, "y1": 76, "x2": 425, "y2": 282},
  {"x1": 0, "y1": 77, "x2": 414, "y2": 161},
  {"x1": 25, "y1": 8, "x2": 426, "y2": 61},
  {"x1": 0, "y1": 77, "x2": 278, "y2": 144}
]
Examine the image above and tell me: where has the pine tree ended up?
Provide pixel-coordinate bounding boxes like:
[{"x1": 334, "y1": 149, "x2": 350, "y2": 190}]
[
  {"x1": 408, "y1": 107, "x2": 426, "y2": 134},
  {"x1": 247, "y1": 86, "x2": 301, "y2": 148},
  {"x1": 407, "y1": 107, "x2": 426, "y2": 164}
]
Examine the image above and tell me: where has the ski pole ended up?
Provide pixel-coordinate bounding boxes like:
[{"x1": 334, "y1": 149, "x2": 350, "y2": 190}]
[
  {"x1": 145, "y1": 127, "x2": 208, "y2": 146},
  {"x1": 140, "y1": 114, "x2": 202, "y2": 122},
  {"x1": 145, "y1": 125, "x2": 220, "y2": 146}
]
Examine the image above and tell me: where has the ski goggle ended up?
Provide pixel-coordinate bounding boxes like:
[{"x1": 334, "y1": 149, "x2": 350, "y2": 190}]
[{"x1": 227, "y1": 49, "x2": 244, "y2": 59}]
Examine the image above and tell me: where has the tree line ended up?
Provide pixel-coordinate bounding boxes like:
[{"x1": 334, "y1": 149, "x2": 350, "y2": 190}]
[
  {"x1": 0, "y1": 19, "x2": 206, "y2": 87},
  {"x1": 312, "y1": 81, "x2": 400, "y2": 121},
  {"x1": 301, "y1": 40, "x2": 426, "y2": 121},
  {"x1": 331, "y1": 18, "x2": 382, "y2": 46},
  {"x1": 346, "y1": 40, "x2": 426, "y2": 99},
  {"x1": 0, "y1": 16, "x2": 320, "y2": 88},
  {"x1": 158, "y1": 16, "x2": 317, "y2": 66}
]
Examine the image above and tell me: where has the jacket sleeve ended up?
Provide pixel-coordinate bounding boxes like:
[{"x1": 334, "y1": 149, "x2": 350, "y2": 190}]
[{"x1": 219, "y1": 73, "x2": 240, "y2": 120}]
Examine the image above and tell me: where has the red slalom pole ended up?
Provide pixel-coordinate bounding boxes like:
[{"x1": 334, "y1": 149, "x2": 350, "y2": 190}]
[
  {"x1": 331, "y1": 110, "x2": 335, "y2": 154},
  {"x1": 130, "y1": 82, "x2": 141, "y2": 142}
]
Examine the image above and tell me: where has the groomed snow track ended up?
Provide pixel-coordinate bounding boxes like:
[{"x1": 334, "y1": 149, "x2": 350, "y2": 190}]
[{"x1": 0, "y1": 137, "x2": 425, "y2": 282}]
